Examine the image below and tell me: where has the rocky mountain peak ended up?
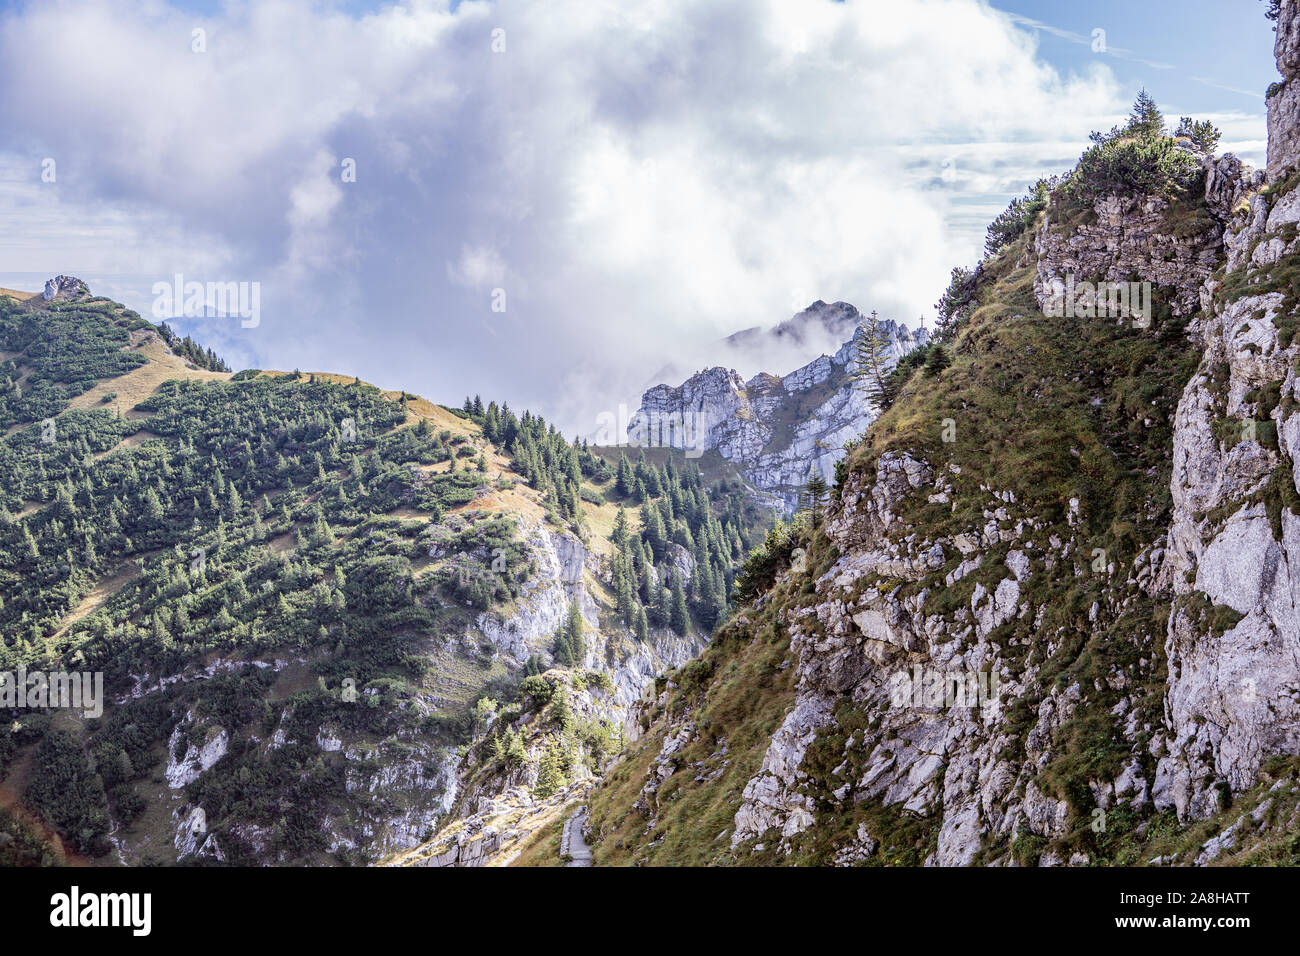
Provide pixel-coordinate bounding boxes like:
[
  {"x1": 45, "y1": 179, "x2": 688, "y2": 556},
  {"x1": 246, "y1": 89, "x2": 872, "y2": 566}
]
[
  {"x1": 768, "y1": 299, "x2": 863, "y2": 344},
  {"x1": 41, "y1": 274, "x2": 89, "y2": 302},
  {"x1": 627, "y1": 311, "x2": 928, "y2": 511},
  {"x1": 721, "y1": 300, "x2": 862, "y2": 354}
]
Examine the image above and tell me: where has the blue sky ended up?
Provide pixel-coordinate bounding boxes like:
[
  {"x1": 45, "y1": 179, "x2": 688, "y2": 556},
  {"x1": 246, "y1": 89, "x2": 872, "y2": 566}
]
[
  {"x1": 0, "y1": 0, "x2": 1282, "y2": 433},
  {"x1": 995, "y1": 0, "x2": 1277, "y2": 110},
  {"x1": 77, "y1": 0, "x2": 1278, "y2": 108},
  {"x1": 109, "y1": 0, "x2": 1282, "y2": 110}
]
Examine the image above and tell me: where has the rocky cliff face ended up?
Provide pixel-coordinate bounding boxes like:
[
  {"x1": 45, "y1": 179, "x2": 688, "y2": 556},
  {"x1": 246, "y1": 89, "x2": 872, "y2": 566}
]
[
  {"x1": 462, "y1": 516, "x2": 703, "y2": 718},
  {"x1": 1152, "y1": 0, "x2": 1300, "y2": 822},
  {"x1": 1268, "y1": 1, "x2": 1300, "y2": 183},
  {"x1": 627, "y1": 302, "x2": 928, "y2": 511},
  {"x1": 175, "y1": 510, "x2": 704, "y2": 866},
  {"x1": 585, "y1": 2, "x2": 1300, "y2": 866}
]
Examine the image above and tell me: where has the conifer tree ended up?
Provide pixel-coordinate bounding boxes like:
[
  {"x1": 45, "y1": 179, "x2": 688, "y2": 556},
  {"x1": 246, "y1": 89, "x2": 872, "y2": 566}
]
[
  {"x1": 142, "y1": 488, "x2": 164, "y2": 522},
  {"x1": 506, "y1": 731, "x2": 527, "y2": 769},
  {"x1": 669, "y1": 569, "x2": 689, "y2": 635},
  {"x1": 852, "y1": 313, "x2": 898, "y2": 413},
  {"x1": 615, "y1": 553, "x2": 637, "y2": 625},
  {"x1": 1174, "y1": 116, "x2": 1221, "y2": 153},
  {"x1": 615, "y1": 453, "x2": 633, "y2": 497},
  {"x1": 638, "y1": 561, "x2": 655, "y2": 607},
  {"x1": 924, "y1": 343, "x2": 951, "y2": 377},
  {"x1": 802, "y1": 468, "x2": 828, "y2": 528},
  {"x1": 552, "y1": 600, "x2": 586, "y2": 666},
  {"x1": 534, "y1": 738, "x2": 566, "y2": 798},
  {"x1": 551, "y1": 685, "x2": 574, "y2": 734},
  {"x1": 642, "y1": 502, "x2": 667, "y2": 559},
  {"x1": 611, "y1": 506, "x2": 630, "y2": 551},
  {"x1": 711, "y1": 583, "x2": 729, "y2": 630},
  {"x1": 1126, "y1": 89, "x2": 1165, "y2": 139}
]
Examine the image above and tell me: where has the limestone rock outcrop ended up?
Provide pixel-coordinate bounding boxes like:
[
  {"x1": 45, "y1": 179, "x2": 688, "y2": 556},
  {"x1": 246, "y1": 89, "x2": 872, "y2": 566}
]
[
  {"x1": 627, "y1": 301, "x2": 928, "y2": 511},
  {"x1": 41, "y1": 274, "x2": 89, "y2": 302},
  {"x1": 1268, "y1": 0, "x2": 1300, "y2": 182},
  {"x1": 1151, "y1": 0, "x2": 1300, "y2": 820}
]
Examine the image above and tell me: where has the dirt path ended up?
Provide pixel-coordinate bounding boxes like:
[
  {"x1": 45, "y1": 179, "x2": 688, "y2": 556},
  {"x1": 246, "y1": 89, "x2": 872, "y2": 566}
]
[{"x1": 561, "y1": 807, "x2": 592, "y2": 867}]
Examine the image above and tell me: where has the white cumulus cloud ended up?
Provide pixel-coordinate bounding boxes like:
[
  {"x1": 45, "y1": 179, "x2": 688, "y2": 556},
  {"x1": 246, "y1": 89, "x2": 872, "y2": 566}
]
[{"x1": 0, "y1": 0, "x2": 1256, "y2": 432}]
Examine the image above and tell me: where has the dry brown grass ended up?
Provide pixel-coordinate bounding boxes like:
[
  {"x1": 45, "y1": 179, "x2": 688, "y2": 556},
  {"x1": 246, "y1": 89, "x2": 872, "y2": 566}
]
[
  {"x1": 267, "y1": 532, "x2": 296, "y2": 554},
  {"x1": 68, "y1": 329, "x2": 231, "y2": 413},
  {"x1": 51, "y1": 562, "x2": 141, "y2": 640},
  {"x1": 582, "y1": 498, "x2": 629, "y2": 558}
]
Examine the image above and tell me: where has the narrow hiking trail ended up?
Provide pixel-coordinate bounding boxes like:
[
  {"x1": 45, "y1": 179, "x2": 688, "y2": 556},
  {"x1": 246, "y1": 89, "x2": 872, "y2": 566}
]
[{"x1": 562, "y1": 808, "x2": 592, "y2": 867}]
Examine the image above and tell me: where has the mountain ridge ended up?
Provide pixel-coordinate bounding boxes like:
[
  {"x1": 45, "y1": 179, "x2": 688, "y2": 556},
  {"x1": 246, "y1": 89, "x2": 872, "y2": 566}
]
[
  {"x1": 639, "y1": 299, "x2": 914, "y2": 398},
  {"x1": 0, "y1": 281, "x2": 773, "y2": 865}
]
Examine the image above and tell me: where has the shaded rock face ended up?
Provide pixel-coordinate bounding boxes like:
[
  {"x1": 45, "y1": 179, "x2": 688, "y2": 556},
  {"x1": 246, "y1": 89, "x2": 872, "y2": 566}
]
[
  {"x1": 465, "y1": 516, "x2": 701, "y2": 719},
  {"x1": 628, "y1": 302, "x2": 928, "y2": 511},
  {"x1": 1205, "y1": 154, "x2": 1265, "y2": 222},
  {"x1": 1033, "y1": 192, "x2": 1224, "y2": 320}
]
